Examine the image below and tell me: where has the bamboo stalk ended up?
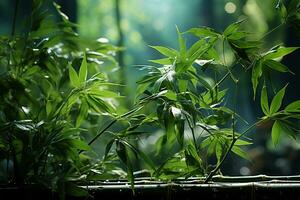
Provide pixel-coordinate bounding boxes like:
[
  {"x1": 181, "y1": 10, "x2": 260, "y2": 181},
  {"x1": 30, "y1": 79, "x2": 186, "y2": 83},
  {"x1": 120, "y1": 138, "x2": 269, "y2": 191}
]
[
  {"x1": 84, "y1": 175, "x2": 300, "y2": 186},
  {"x1": 82, "y1": 181, "x2": 300, "y2": 190}
]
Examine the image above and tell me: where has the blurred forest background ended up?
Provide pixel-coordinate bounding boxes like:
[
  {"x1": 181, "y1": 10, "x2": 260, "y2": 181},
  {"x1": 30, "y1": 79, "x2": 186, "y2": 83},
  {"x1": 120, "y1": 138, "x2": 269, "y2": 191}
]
[{"x1": 1, "y1": 0, "x2": 300, "y2": 176}]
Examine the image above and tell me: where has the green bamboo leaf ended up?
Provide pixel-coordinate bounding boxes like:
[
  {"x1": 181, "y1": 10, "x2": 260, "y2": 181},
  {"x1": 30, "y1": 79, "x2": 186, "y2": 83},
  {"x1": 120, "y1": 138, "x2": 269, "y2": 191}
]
[
  {"x1": 135, "y1": 82, "x2": 152, "y2": 99},
  {"x1": 280, "y1": 121, "x2": 297, "y2": 140},
  {"x1": 270, "y1": 85, "x2": 287, "y2": 114},
  {"x1": 153, "y1": 76, "x2": 165, "y2": 92},
  {"x1": 189, "y1": 37, "x2": 217, "y2": 63},
  {"x1": 89, "y1": 95, "x2": 115, "y2": 113},
  {"x1": 104, "y1": 139, "x2": 115, "y2": 159},
  {"x1": 223, "y1": 19, "x2": 246, "y2": 37},
  {"x1": 263, "y1": 60, "x2": 293, "y2": 74},
  {"x1": 187, "y1": 38, "x2": 206, "y2": 58},
  {"x1": 178, "y1": 79, "x2": 188, "y2": 92},
  {"x1": 149, "y1": 58, "x2": 172, "y2": 65},
  {"x1": 164, "y1": 111, "x2": 176, "y2": 142},
  {"x1": 149, "y1": 45, "x2": 177, "y2": 58},
  {"x1": 154, "y1": 135, "x2": 167, "y2": 156},
  {"x1": 215, "y1": 143, "x2": 223, "y2": 164},
  {"x1": 136, "y1": 74, "x2": 159, "y2": 84},
  {"x1": 175, "y1": 120, "x2": 184, "y2": 147},
  {"x1": 79, "y1": 54, "x2": 88, "y2": 84},
  {"x1": 278, "y1": 1, "x2": 288, "y2": 20},
  {"x1": 116, "y1": 141, "x2": 134, "y2": 192},
  {"x1": 24, "y1": 65, "x2": 40, "y2": 77},
  {"x1": 76, "y1": 98, "x2": 89, "y2": 127},
  {"x1": 232, "y1": 146, "x2": 250, "y2": 160},
  {"x1": 207, "y1": 139, "x2": 217, "y2": 156},
  {"x1": 163, "y1": 90, "x2": 177, "y2": 101},
  {"x1": 264, "y1": 47, "x2": 299, "y2": 60},
  {"x1": 272, "y1": 120, "x2": 282, "y2": 146},
  {"x1": 261, "y1": 85, "x2": 270, "y2": 115},
  {"x1": 227, "y1": 31, "x2": 248, "y2": 40},
  {"x1": 116, "y1": 141, "x2": 127, "y2": 164},
  {"x1": 200, "y1": 137, "x2": 212, "y2": 149},
  {"x1": 187, "y1": 70, "x2": 212, "y2": 90},
  {"x1": 46, "y1": 100, "x2": 52, "y2": 116},
  {"x1": 234, "y1": 139, "x2": 252, "y2": 146},
  {"x1": 186, "y1": 144, "x2": 202, "y2": 164},
  {"x1": 120, "y1": 139, "x2": 156, "y2": 171},
  {"x1": 89, "y1": 89, "x2": 120, "y2": 98},
  {"x1": 176, "y1": 26, "x2": 186, "y2": 59},
  {"x1": 186, "y1": 27, "x2": 220, "y2": 38},
  {"x1": 69, "y1": 65, "x2": 80, "y2": 87},
  {"x1": 285, "y1": 100, "x2": 300, "y2": 111},
  {"x1": 252, "y1": 60, "x2": 263, "y2": 99},
  {"x1": 229, "y1": 40, "x2": 261, "y2": 49},
  {"x1": 127, "y1": 160, "x2": 134, "y2": 193},
  {"x1": 72, "y1": 139, "x2": 91, "y2": 151}
]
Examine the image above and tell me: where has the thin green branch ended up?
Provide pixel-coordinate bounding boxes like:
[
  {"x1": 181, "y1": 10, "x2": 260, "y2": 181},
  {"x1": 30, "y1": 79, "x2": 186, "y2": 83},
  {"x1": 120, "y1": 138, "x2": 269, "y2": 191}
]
[
  {"x1": 79, "y1": 106, "x2": 142, "y2": 154},
  {"x1": 261, "y1": 23, "x2": 284, "y2": 40},
  {"x1": 204, "y1": 136, "x2": 236, "y2": 183},
  {"x1": 236, "y1": 120, "x2": 261, "y2": 140},
  {"x1": 185, "y1": 113, "x2": 198, "y2": 152},
  {"x1": 205, "y1": 117, "x2": 261, "y2": 183}
]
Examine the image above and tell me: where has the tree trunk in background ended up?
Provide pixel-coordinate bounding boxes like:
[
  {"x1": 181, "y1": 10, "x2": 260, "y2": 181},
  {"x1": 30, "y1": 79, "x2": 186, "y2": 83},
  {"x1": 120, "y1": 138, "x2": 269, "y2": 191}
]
[{"x1": 115, "y1": 0, "x2": 126, "y2": 85}]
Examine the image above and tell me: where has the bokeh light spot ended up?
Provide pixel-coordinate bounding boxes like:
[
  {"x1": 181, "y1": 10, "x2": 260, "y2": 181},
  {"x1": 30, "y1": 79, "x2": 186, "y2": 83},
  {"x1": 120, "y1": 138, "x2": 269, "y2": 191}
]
[{"x1": 225, "y1": 2, "x2": 237, "y2": 14}]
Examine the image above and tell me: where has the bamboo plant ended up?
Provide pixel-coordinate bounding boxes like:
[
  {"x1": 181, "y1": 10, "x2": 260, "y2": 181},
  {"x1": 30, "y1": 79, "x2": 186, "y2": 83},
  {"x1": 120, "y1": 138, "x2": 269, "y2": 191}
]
[{"x1": 0, "y1": 0, "x2": 300, "y2": 199}]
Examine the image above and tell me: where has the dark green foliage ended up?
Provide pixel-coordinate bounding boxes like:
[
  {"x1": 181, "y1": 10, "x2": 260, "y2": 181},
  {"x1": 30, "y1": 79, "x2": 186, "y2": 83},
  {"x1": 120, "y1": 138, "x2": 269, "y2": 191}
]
[
  {"x1": 1, "y1": 0, "x2": 300, "y2": 198},
  {"x1": 0, "y1": 0, "x2": 120, "y2": 196}
]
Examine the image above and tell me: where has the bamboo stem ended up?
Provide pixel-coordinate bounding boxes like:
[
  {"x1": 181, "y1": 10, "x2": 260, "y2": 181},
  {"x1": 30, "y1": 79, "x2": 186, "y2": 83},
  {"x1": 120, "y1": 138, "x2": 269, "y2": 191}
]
[
  {"x1": 204, "y1": 137, "x2": 236, "y2": 183},
  {"x1": 83, "y1": 175, "x2": 300, "y2": 185},
  {"x1": 83, "y1": 180, "x2": 300, "y2": 190},
  {"x1": 115, "y1": 0, "x2": 126, "y2": 84}
]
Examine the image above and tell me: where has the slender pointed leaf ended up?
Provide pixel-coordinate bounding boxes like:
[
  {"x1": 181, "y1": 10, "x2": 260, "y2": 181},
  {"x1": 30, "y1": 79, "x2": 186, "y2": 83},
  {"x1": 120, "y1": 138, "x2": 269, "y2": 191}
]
[
  {"x1": 76, "y1": 98, "x2": 89, "y2": 127},
  {"x1": 149, "y1": 58, "x2": 172, "y2": 65},
  {"x1": 264, "y1": 59, "x2": 293, "y2": 74},
  {"x1": 252, "y1": 60, "x2": 263, "y2": 99},
  {"x1": 176, "y1": 26, "x2": 186, "y2": 59},
  {"x1": 270, "y1": 85, "x2": 287, "y2": 114},
  {"x1": 232, "y1": 146, "x2": 250, "y2": 160},
  {"x1": 285, "y1": 100, "x2": 300, "y2": 111},
  {"x1": 272, "y1": 120, "x2": 282, "y2": 146},
  {"x1": 149, "y1": 46, "x2": 177, "y2": 58},
  {"x1": 79, "y1": 54, "x2": 88, "y2": 84},
  {"x1": 72, "y1": 139, "x2": 91, "y2": 151},
  {"x1": 69, "y1": 65, "x2": 80, "y2": 87},
  {"x1": 104, "y1": 139, "x2": 115, "y2": 159},
  {"x1": 264, "y1": 47, "x2": 299, "y2": 60},
  {"x1": 224, "y1": 19, "x2": 246, "y2": 37},
  {"x1": 186, "y1": 27, "x2": 220, "y2": 38},
  {"x1": 261, "y1": 85, "x2": 270, "y2": 115}
]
